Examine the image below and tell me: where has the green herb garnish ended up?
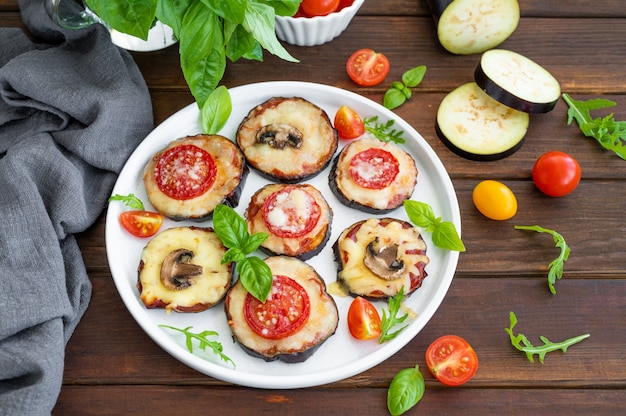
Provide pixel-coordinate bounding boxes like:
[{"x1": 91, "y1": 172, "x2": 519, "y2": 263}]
[
  {"x1": 383, "y1": 66, "x2": 427, "y2": 110},
  {"x1": 201, "y1": 85, "x2": 232, "y2": 135},
  {"x1": 562, "y1": 93, "x2": 626, "y2": 159},
  {"x1": 404, "y1": 200, "x2": 465, "y2": 252},
  {"x1": 159, "y1": 325, "x2": 235, "y2": 367},
  {"x1": 515, "y1": 225, "x2": 570, "y2": 294},
  {"x1": 387, "y1": 364, "x2": 425, "y2": 416},
  {"x1": 363, "y1": 116, "x2": 405, "y2": 144},
  {"x1": 212, "y1": 204, "x2": 272, "y2": 302},
  {"x1": 379, "y1": 287, "x2": 409, "y2": 343},
  {"x1": 505, "y1": 311, "x2": 589, "y2": 364},
  {"x1": 108, "y1": 193, "x2": 145, "y2": 210}
]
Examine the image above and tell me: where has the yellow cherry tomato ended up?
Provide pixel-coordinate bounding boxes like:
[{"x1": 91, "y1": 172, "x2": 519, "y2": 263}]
[{"x1": 472, "y1": 180, "x2": 517, "y2": 220}]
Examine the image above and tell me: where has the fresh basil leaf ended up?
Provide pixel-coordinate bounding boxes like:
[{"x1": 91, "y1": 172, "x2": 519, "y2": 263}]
[
  {"x1": 403, "y1": 200, "x2": 436, "y2": 229},
  {"x1": 262, "y1": 0, "x2": 302, "y2": 16},
  {"x1": 432, "y1": 221, "x2": 466, "y2": 252},
  {"x1": 225, "y1": 23, "x2": 262, "y2": 62},
  {"x1": 212, "y1": 205, "x2": 248, "y2": 249},
  {"x1": 201, "y1": 85, "x2": 232, "y2": 134},
  {"x1": 222, "y1": 247, "x2": 246, "y2": 265},
  {"x1": 202, "y1": 0, "x2": 247, "y2": 24},
  {"x1": 243, "y1": 1, "x2": 299, "y2": 63},
  {"x1": 387, "y1": 365, "x2": 425, "y2": 416},
  {"x1": 402, "y1": 66, "x2": 426, "y2": 88},
  {"x1": 237, "y1": 256, "x2": 273, "y2": 302},
  {"x1": 391, "y1": 81, "x2": 404, "y2": 91},
  {"x1": 241, "y1": 232, "x2": 269, "y2": 255},
  {"x1": 86, "y1": 0, "x2": 157, "y2": 40},
  {"x1": 404, "y1": 200, "x2": 465, "y2": 252},
  {"x1": 383, "y1": 88, "x2": 406, "y2": 110},
  {"x1": 155, "y1": 0, "x2": 191, "y2": 38}
]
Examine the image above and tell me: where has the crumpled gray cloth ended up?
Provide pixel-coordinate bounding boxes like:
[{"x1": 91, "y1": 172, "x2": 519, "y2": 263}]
[{"x1": 0, "y1": 1, "x2": 153, "y2": 414}]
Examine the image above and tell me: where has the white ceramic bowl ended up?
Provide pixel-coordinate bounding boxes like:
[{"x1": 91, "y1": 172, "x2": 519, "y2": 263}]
[{"x1": 275, "y1": 0, "x2": 365, "y2": 46}]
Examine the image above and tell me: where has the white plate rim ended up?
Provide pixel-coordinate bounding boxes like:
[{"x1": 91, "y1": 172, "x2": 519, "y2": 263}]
[{"x1": 105, "y1": 81, "x2": 460, "y2": 389}]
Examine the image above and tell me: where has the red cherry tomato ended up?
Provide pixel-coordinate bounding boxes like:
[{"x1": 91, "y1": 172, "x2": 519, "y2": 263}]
[
  {"x1": 426, "y1": 335, "x2": 479, "y2": 386},
  {"x1": 261, "y1": 186, "x2": 321, "y2": 238},
  {"x1": 154, "y1": 144, "x2": 216, "y2": 200},
  {"x1": 300, "y1": 0, "x2": 340, "y2": 17},
  {"x1": 349, "y1": 148, "x2": 399, "y2": 189},
  {"x1": 337, "y1": 0, "x2": 355, "y2": 11},
  {"x1": 244, "y1": 275, "x2": 311, "y2": 339},
  {"x1": 347, "y1": 297, "x2": 382, "y2": 340},
  {"x1": 532, "y1": 151, "x2": 582, "y2": 197},
  {"x1": 119, "y1": 211, "x2": 163, "y2": 238},
  {"x1": 346, "y1": 49, "x2": 390, "y2": 87},
  {"x1": 334, "y1": 105, "x2": 365, "y2": 139}
]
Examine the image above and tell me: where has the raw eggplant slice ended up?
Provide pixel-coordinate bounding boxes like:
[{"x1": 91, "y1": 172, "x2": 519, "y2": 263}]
[
  {"x1": 475, "y1": 49, "x2": 561, "y2": 113},
  {"x1": 428, "y1": 0, "x2": 520, "y2": 55},
  {"x1": 436, "y1": 82, "x2": 529, "y2": 161}
]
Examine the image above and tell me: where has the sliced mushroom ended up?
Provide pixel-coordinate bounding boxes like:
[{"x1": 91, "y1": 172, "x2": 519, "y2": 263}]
[
  {"x1": 256, "y1": 123, "x2": 303, "y2": 149},
  {"x1": 363, "y1": 238, "x2": 405, "y2": 280},
  {"x1": 160, "y1": 249, "x2": 203, "y2": 290}
]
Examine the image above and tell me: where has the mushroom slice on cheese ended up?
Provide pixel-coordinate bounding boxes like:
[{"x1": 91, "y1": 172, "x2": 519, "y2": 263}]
[
  {"x1": 333, "y1": 218, "x2": 429, "y2": 299},
  {"x1": 137, "y1": 226, "x2": 233, "y2": 313},
  {"x1": 236, "y1": 97, "x2": 338, "y2": 183}
]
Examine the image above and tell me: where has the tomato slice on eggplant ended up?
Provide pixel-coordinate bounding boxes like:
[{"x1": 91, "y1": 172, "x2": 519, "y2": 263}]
[
  {"x1": 154, "y1": 144, "x2": 217, "y2": 200},
  {"x1": 426, "y1": 335, "x2": 478, "y2": 386}
]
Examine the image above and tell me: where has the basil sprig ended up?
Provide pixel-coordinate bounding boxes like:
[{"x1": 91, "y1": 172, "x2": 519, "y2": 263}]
[
  {"x1": 213, "y1": 204, "x2": 272, "y2": 302},
  {"x1": 404, "y1": 200, "x2": 465, "y2": 252},
  {"x1": 383, "y1": 66, "x2": 427, "y2": 110},
  {"x1": 387, "y1": 364, "x2": 425, "y2": 416}
]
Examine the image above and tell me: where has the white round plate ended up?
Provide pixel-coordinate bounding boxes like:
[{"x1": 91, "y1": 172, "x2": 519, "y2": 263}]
[{"x1": 106, "y1": 81, "x2": 460, "y2": 389}]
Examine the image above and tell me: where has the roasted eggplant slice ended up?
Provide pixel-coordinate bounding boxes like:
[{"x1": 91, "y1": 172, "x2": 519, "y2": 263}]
[
  {"x1": 329, "y1": 137, "x2": 417, "y2": 213},
  {"x1": 475, "y1": 49, "x2": 561, "y2": 114},
  {"x1": 236, "y1": 97, "x2": 338, "y2": 183},
  {"x1": 246, "y1": 183, "x2": 332, "y2": 260},
  {"x1": 436, "y1": 82, "x2": 529, "y2": 161},
  {"x1": 144, "y1": 134, "x2": 248, "y2": 221},
  {"x1": 137, "y1": 226, "x2": 233, "y2": 313},
  {"x1": 334, "y1": 218, "x2": 429, "y2": 299},
  {"x1": 428, "y1": 0, "x2": 520, "y2": 55},
  {"x1": 224, "y1": 256, "x2": 339, "y2": 363}
]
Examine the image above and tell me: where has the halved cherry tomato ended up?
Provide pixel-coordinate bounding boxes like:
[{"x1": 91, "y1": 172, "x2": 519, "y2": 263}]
[
  {"x1": 472, "y1": 180, "x2": 517, "y2": 220},
  {"x1": 334, "y1": 105, "x2": 365, "y2": 139},
  {"x1": 119, "y1": 210, "x2": 163, "y2": 238},
  {"x1": 154, "y1": 144, "x2": 216, "y2": 200},
  {"x1": 426, "y1": 335, "x2": 478, "y2": 386},
  {"x1": 347, "y1": 296, "x2": 382, "y2": 340},
  {"x1": 337, "y1": 0, "x2": 355, "y2": 11},
  {"x1": 244, "y1": 275, "x2": 311, "y2": 339},
  {"x1": 346, "y1": 49, "x2": 390, "y2": 87},
  {"x1": 532, "y1": 151, "x2": 581, "y2": 197},
  {"x1": 300, "y1": 0, "x2": 340, "y2": 17}
]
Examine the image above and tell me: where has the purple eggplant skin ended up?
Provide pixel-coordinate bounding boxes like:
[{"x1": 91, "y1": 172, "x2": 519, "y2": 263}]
[
  {"x1": 426, "y1": 0, "x2": 453, "y2": 17},
  {"x1": 327, "y1": 154, "x2": 406, "y2": 214},
  {"x1": 231, "y1": 337, "x2": 333, "y2": 364},
  {"x1": 474, "y1": 64, "x2": 558, "y2": 114},
  {"x1": 434, "y1": 120, "x2": 525, "y2": 162}
]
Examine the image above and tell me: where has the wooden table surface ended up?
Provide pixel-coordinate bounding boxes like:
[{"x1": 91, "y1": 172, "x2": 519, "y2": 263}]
[{"x1": 3, "y1": 1, "x2": 626, "y2": 414}]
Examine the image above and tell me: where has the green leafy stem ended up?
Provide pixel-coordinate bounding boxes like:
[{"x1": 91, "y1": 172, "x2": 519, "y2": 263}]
[
  {"x1": 505, "y1": 312, "x2": 590, "y2": 364},
  {"x1": 379, "y1": 287, "x2": 409, "y2": 343},
  {"x1": 159, "y1": 325, "x2": 235, "y2": 368},
  {"x1": 404, "y1": 200, "x2": 465, "y2": 252}
]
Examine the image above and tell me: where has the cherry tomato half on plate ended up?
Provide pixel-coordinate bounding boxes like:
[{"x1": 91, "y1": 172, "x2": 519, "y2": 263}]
[
  {"x1": 472, "y1": 180, "x2": 518, "y2": 221},
  {"x1": 532, "y1": 151, "x2": 582, "y2": 197},
  {"x1": 300, "y1": 0, "x2": 340, "y2": 17},
  {"x1": 426, "y1": 335, "x2": 479, "y2": 386},
  {"x1": 346, "y1": 49, "x2": 390, "y2": 87},
  {"x1": 119, "y1": 210, "x2": 163, "y2": 238},
  {"x1": 334, "y1": 105, "x2": 365, "y2": 139},
  {"x1": 347, "y1": 296, "x2": 382, "y2": 340}
]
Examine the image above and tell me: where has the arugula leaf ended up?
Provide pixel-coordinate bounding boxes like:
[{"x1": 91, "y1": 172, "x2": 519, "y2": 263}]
[
  {"x1": 159, "y1": 325, "x2": 235, "y2": 367},
  {"x1": 363, "y1": 116, "x2": 406, "y2": 144},
  {"x1": 383, "y1": 65, "x2": 427, "y2": 110},
  {"x1": 387, "y1": 365, "x2": 425, "y2": 416},
  {"x1": 514, "y1": 225, "x2": 570, "y2": 294},
  {"x1": 562, "y1": 93, "x2": 626, "y2": 159},
  {"x1": 404, "y1": 200, "x2": 466, "y2": 252},
  {"x1": 379, "y1": 287, "x2": 410, "y2": 343},
  {"x1": 504, "y1": 311, "x2": 590, "y2": 364},
  {"x1": 212, "y1": 204, "x2": 271, "y2": 302},
  {"x1": 108, "y1": 193, "x2": 145, "y2": 210}
]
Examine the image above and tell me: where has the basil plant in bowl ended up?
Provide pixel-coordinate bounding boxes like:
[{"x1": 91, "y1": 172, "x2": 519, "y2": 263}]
[{"x1": 85, "y1": 0, "x2": 301, "y2": 130}]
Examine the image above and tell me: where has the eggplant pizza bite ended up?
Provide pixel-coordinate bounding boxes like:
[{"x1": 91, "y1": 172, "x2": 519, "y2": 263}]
[
  {"x1": 334, "y1": 218, "x2": 429, "y2": 299},
  {"x1": 246, "y1": 183, "x2": 332, "y2": 260},
  {"x1": 137, "y1": 226, "x2": 233, "y2": 313},
  {"x1": 329, "y1": 137, "x2": 418, "y2": 213},
  {"x1": 144, "y1": 134, "x2": 248, "y2": 221},
  {"x1": 224, "y1": 256, "x2": 339, "y2": 363},
  {"x1": 236, "y1": 97, "x2": 338, "y2": 183}
]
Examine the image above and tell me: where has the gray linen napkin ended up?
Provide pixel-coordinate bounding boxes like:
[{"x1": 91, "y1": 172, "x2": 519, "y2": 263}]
[{"x1": 0, "y1": 1, "x2": 153, "y2": 414}]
